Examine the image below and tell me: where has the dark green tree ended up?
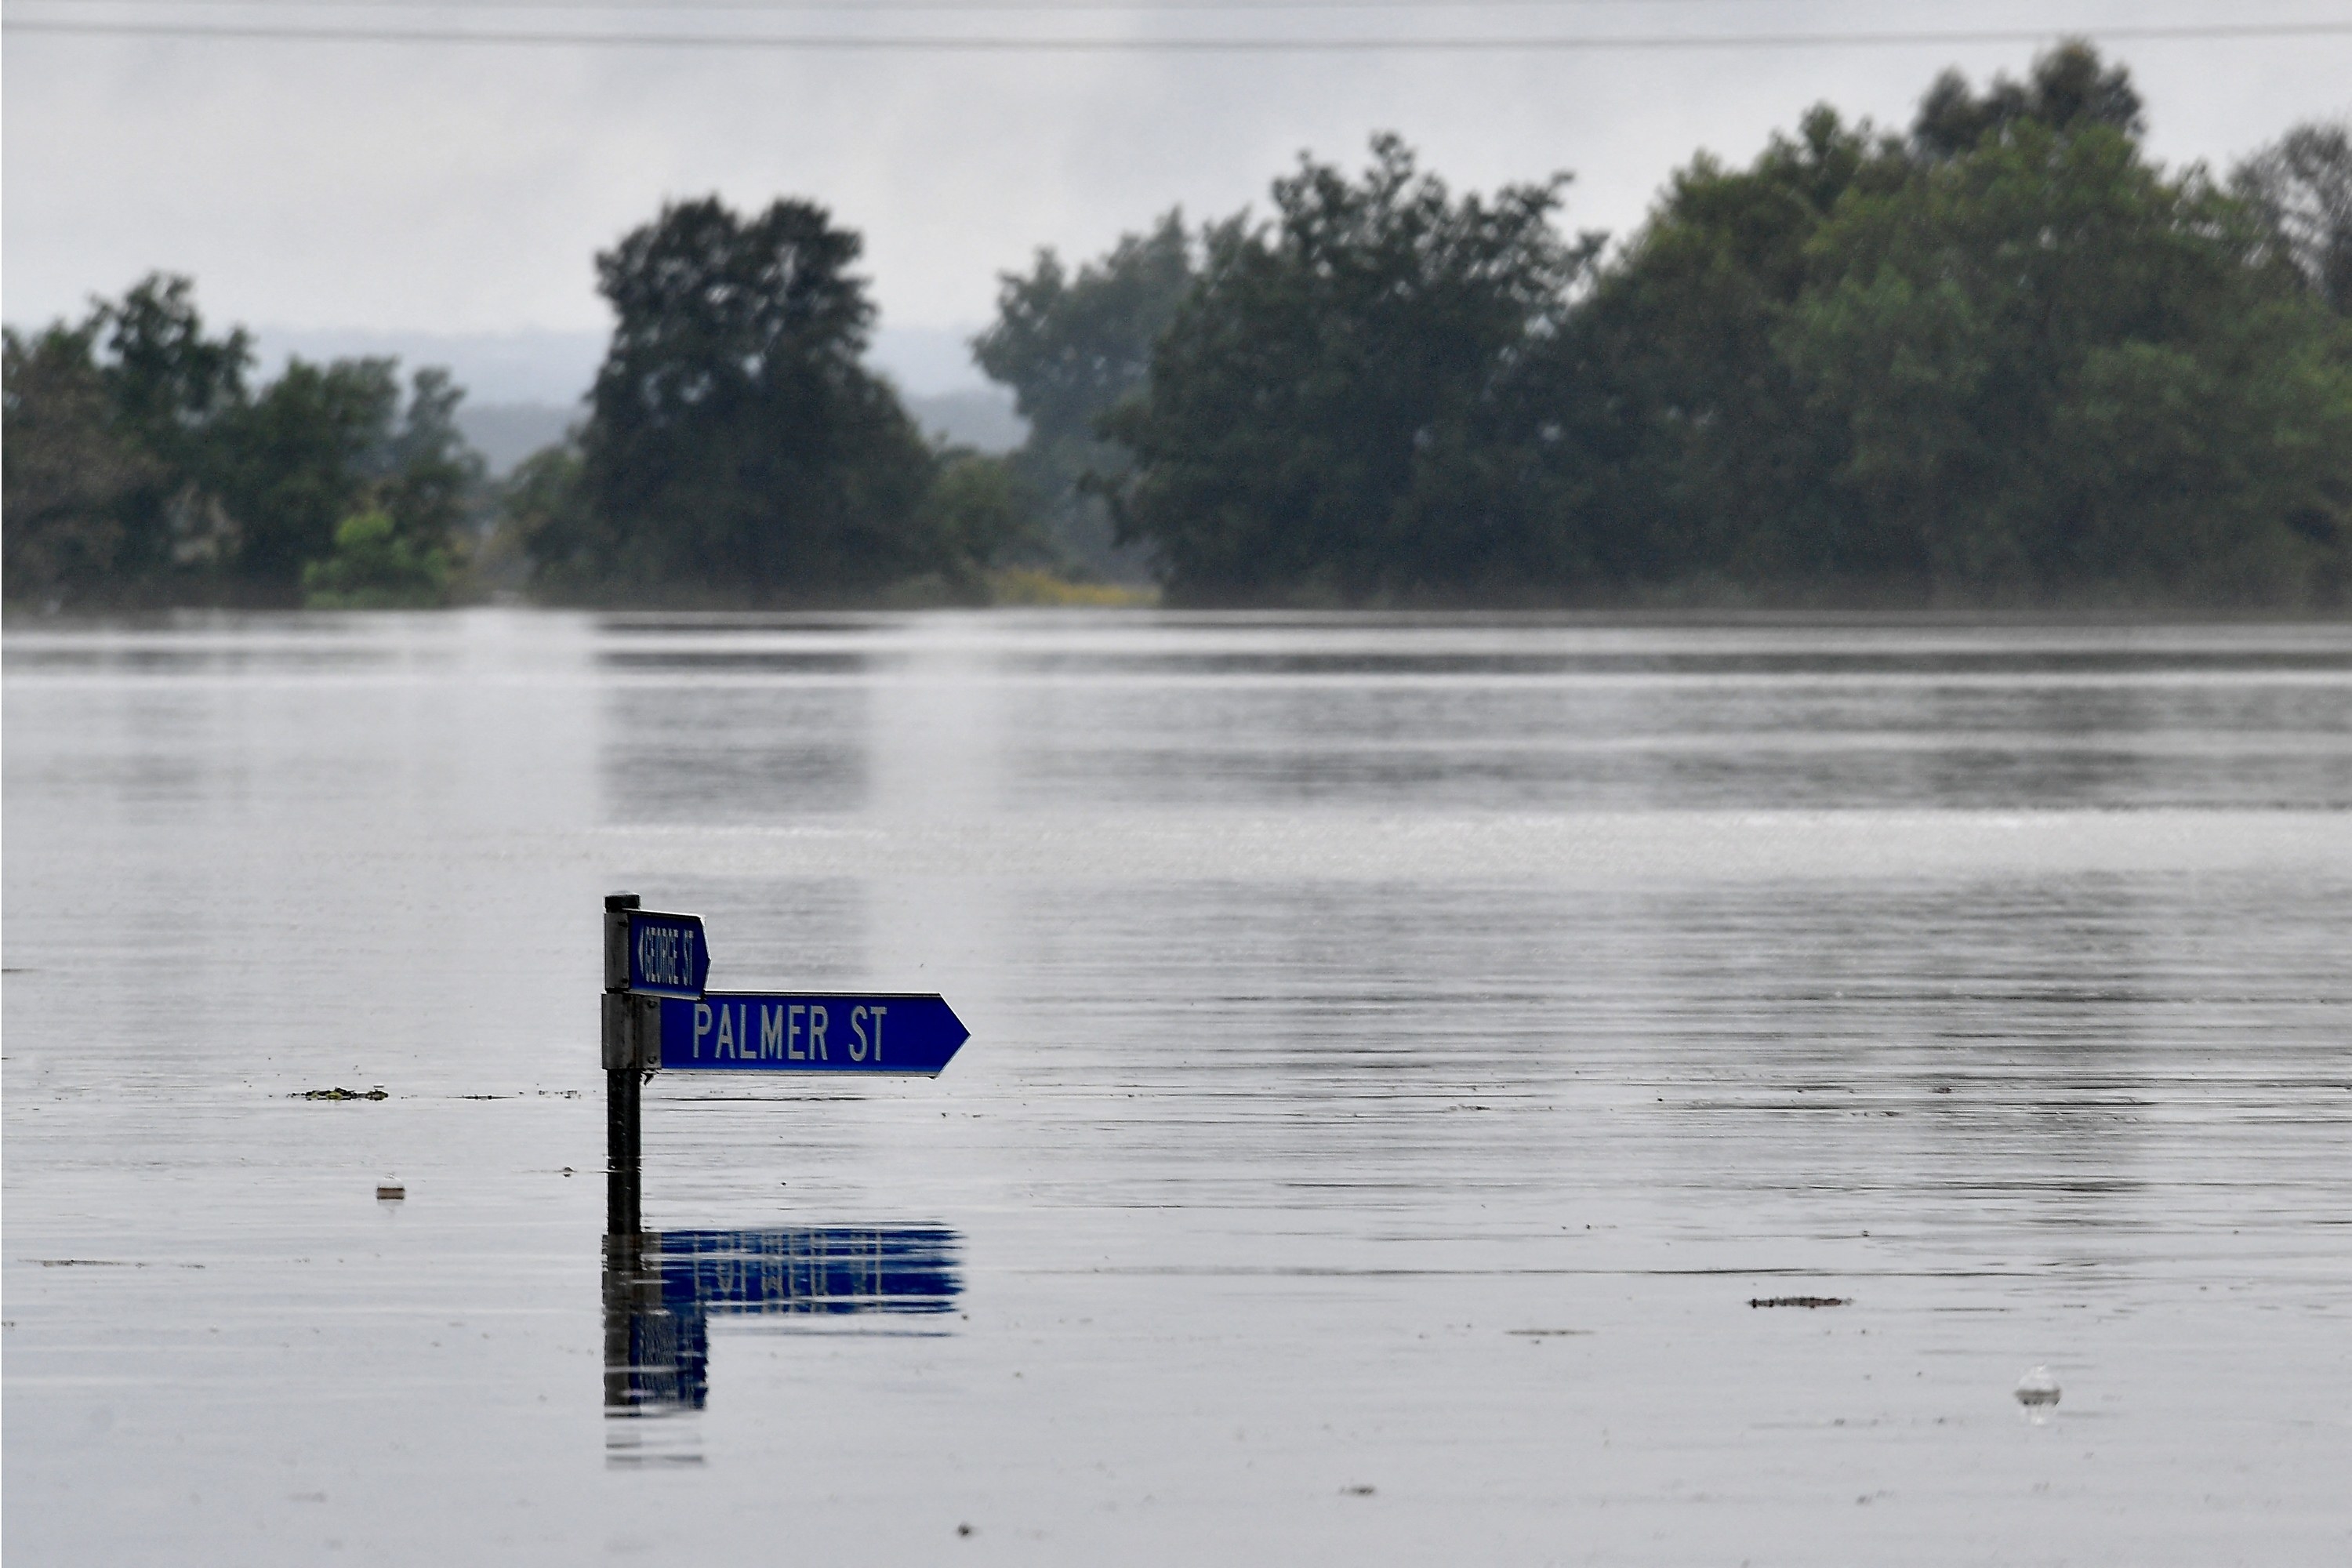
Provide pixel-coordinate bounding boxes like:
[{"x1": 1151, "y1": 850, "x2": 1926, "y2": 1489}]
[
  {"x1": 2, "y1": 321, "x2": 157, "y2": 602},
  {"x1": 211, "y1": 355, "x2": 404, "y2": 594},
  {"x1": 92, "y1": 275, "x2": 257, "y2": 586},
  {"x1": 1105, "y1": 136, "x2": 1588, "y2": 602},
  {"x1": 256, "y1": 363, "x2": 489, "y2": 610},
  {"x1": 490, "y1": 441, "x2": 587, "y2": 590},
  {"x1": 100, "y1": 274, "x2": 253, "y2": 474},
  {"x1": 920, "y1": 450, "x2": 1045, "y2": 581},
  {"x1": 1788, "y1": 93, "x2": 2352, "y2": 600},
  {"x1": 7, "y1": 276, "x2": 267, "y2": 599},
  {"x1": 2233, "y1": 122, "x2": 2352, "y2": 314},
  {"x1": 540, "y1": 196, "x2": 946, "y2": 601},
  {"x1": 1911, "y1": 39, "x2": 2143, "y2": 162},
  {"x1": 1571, "y1": 42, "x2": 2349, "y2": 603},
  {"x1": 369, "y1": 367, "x2": 487, "y2": 561},
  {"x1": 5, "y1": 274, "x2": 488, "y2": 606},
  {"x1": 972, "y1": 212, "x2": 1195, "y2": 578},
  {"x1": 1568, "y1": 107, "x2": 1910, "y2": 586}
]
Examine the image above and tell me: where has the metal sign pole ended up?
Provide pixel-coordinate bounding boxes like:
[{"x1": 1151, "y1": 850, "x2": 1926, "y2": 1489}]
[{"x1": 603, "y1": 891, "x2": 644, "y2": 1236}]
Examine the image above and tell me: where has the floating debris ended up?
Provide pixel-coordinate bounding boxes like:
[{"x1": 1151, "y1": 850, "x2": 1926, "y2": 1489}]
[
  {"x1": 1750, "y1": 1295, "x2": 1849, "y2": 1308},
  {"x1": 296, "y1": 1087, "x2": 386, "y2": 1102},
  {"x1": 2015, "y1": 1366, "x2": 2060, "y2": 1408},
  {"x1": 1342, "y1": 1484, "x2": 1377, "y2": 1497},
  {"x1": 955, "y1": 1523, "x2": 974, "y2": 1537},
  {"x1": 376, "y1": 1185, "x2": 406, "y2": 1201}
]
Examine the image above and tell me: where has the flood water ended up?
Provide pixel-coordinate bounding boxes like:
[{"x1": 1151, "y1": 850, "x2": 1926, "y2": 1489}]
[{"x1": 5, "y1": 610, "x2": 2350, "y2": 1564}]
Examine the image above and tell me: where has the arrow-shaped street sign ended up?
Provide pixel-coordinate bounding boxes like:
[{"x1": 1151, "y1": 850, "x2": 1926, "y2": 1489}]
[{"x1": 659, "y1": 993, "x2": 969, "y2": 1076}]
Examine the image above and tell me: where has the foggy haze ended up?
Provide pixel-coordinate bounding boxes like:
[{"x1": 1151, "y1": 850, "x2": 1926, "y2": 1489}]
[
  {"x1": 241, "y1": 322, "x2": 998, "y2": 402},
  {"x1": 6, "y1": 0, "x2": 2347, "y2": 363}
]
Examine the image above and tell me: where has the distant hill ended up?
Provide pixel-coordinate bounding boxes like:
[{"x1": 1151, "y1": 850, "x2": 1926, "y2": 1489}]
[
  {"x1": 249, "y1": 328, "x2": 604, "y2": 405},
  {"x1": 455, "y1": 389, "x2": 1022, "y2": 478},
  {"x1": 454, "y1": 403, "x2": 578, "y2": 476},
  {"x1": 249, "y1": 324, "x2": 1022, "y2": 474},
  {"x1": 905, "y1": 388, "x2": 1025, "y2": 454}
]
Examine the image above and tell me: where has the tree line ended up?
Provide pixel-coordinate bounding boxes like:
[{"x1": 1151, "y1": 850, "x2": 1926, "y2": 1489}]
[
  {"x1": 4, "y1": 277, "x2": 482, "y2": 608},
  {"x1": 8, "y1": 44, "x2": 2349, "y2": 611},
  {"x1": 1076, "y1": 45, "x2": 2352, "y2": 606}
]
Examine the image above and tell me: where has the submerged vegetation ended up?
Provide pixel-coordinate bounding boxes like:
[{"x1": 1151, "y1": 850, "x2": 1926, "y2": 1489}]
[{"x1": 7, "y1": 44, "x2": 2348, "y2": 612}]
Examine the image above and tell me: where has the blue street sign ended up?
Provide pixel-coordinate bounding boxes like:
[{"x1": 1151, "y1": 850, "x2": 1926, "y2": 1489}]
[
  {"x1": 659, "y1": 993, "x2": 969, "y2": 1076},
  {"x1": 626, "y1": 911, "x2": 710, "y2": 1000}
]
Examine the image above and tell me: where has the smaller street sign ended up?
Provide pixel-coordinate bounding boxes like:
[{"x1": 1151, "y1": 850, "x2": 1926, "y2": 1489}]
[
  {"x1": 623, "y1": 911, "x2": 710, "y2": 1000},
  {"x1": 660, "y1": 993, "x2": 969, "y2": 1076}
]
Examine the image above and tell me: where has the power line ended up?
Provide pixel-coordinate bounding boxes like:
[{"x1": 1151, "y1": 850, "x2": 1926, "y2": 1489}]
[
  {"x1": 4, "y1": 0, "x2": 2208, "y2": 9},
  {"x1": 7, "y1": 16, "x2": 2350, "y2": 48},
  {"x1": 5, "y1": 0, "x2": 1965, "y2": 8}
]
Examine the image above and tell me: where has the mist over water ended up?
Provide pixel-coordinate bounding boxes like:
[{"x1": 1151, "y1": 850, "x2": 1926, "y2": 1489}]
[{"x1": 5, "y1": 610, "x2": 2349, "y2": 1563}]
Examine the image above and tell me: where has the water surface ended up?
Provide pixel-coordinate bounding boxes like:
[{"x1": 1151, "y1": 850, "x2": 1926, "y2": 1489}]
[{"x1": 6, "y1": 611, "x2": 2349, "y2": 1563}]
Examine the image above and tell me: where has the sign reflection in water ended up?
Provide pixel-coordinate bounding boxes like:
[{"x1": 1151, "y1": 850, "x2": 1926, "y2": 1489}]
[{"x1": 603, "y1": 1227, "x2": 962, "y2": 1423}]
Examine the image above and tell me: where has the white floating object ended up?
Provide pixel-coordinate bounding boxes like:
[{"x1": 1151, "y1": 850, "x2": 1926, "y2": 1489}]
[{"x1": 2014, "y1": 1366, "x2": 2060, "y2": 1407}]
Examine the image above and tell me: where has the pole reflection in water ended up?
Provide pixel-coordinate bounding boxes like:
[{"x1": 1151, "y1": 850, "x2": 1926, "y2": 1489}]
[{"x1": 602, "y1": 1224, "x2": 962, "y2": 1465}]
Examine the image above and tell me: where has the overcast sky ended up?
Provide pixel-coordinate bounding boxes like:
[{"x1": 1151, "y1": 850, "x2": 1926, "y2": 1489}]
[{"x1": 5, "y1": 2, "x2": 2347, "y2": 395}]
